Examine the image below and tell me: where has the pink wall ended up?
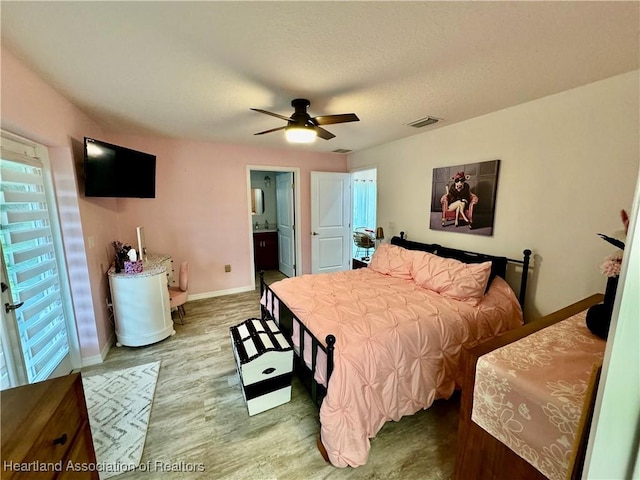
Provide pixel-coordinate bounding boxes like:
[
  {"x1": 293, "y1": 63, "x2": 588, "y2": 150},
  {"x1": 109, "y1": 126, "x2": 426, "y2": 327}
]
[
  {"x1": 2, "y1": 46, "x2": 112, "y2": 360},
  {"x1": 106, "y1": 134, "x2": 347, "y2": 294},
  {"x1": 2, "y1": 45, "x2": 346, "y2": 362}
]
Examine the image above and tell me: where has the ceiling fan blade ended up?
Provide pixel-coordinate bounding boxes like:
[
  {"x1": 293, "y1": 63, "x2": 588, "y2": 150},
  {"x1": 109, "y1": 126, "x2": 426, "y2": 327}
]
[
  {"x1": 254, "y1": 126, "x2": 286, "y2": 136},
  {"x1": 311, "y1": 113, "x2": 360, "y2": 126},
  {"x1": 315, "y1": 126, "x2": 336, "y2": 140},
  {"x1": 250, "y1": 108, "x2": 292, "y2": 122}
]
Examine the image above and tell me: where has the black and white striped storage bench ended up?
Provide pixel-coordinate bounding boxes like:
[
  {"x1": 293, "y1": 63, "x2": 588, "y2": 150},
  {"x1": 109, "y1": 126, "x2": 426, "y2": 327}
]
[{"x1": 229, "y1": 317, "x2": 294, "y2": 416}]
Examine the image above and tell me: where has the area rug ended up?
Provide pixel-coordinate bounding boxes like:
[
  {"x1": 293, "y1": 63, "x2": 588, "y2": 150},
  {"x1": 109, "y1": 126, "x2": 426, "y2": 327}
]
[{"x1": 82, "y1": 361, "x2": 161, "y2": 479}]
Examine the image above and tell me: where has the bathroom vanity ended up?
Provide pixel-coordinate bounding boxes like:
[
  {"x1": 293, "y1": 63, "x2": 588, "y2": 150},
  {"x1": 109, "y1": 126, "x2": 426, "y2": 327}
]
[{"x1": 253, "y1": 230, "x2": 279, "y2": 271}]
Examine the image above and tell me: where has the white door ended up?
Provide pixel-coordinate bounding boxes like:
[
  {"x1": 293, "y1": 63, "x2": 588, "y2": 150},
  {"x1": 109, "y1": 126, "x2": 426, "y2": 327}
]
[
  {"x1": 276, "y1": 172, "x2": 295, "y2": 277},
  {"x1": 1, "y1": 132, "x2": 75, "y2": 388},
  {"x1": 1, "y1": 258, "x2": 26, "y2": 389},
  {"x1": 311, "y1": 172, "x2": 352, "y2": 274}
]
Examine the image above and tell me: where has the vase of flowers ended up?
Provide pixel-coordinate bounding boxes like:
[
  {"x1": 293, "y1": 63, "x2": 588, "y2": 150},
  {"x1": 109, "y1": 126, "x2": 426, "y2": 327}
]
[
  {"x1": 601, "y1": 254, "x2": 622, "y2": 310},
  {"x1": 586, "y1": 211, "x2": 628, "y2": 340},
  {"x1": 586, "y1": 258, "x2": 620, "y2": 340}
]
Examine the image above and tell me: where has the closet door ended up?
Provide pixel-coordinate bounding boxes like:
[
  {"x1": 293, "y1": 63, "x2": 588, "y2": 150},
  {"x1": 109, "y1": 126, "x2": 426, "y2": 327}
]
[{"x1": 310, "y1": 171, "x2": 351, "y2": 274}]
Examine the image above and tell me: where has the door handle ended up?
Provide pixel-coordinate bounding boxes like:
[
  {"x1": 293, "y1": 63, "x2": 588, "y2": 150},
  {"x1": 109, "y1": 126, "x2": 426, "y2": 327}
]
[
  {"x1": 53, "y1": 433, "x2": 68, "y2": 446},
  {"x1": 5, "y1": 302, "x2": 24, "y2": 314},
  {"x1": 312, "y1": 232, "x2": 318, "y2": 236}
]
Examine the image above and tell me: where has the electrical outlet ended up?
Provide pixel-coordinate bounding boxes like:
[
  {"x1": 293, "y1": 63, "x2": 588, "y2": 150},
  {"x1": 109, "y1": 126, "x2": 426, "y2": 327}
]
[{"x1": 225, "y1": 264, "x2": 231, "y2": 273}]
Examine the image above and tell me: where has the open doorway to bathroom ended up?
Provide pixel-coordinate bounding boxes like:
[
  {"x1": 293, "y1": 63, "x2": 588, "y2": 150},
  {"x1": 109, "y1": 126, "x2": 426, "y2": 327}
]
[
  {"x1": 352, "y1": 168, "x2": 377, "y2": 263},
  {"x1": 248, "y1": 167, "x2": 300, "y2": 289}
]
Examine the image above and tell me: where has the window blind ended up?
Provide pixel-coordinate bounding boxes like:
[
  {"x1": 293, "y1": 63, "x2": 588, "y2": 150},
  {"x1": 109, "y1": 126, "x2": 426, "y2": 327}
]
[{"x1": 0, "y1": 152, "x2": 69, "y2": 383}]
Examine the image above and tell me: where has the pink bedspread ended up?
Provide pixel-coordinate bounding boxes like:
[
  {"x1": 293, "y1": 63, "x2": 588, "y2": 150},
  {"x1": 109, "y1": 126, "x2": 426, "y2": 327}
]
[
  {"x1": 267, "y1": 268, "x2": 523, "y2": 467},
  {"x1": 471, "y1": 310, "x2": 605, "y2": 480}
]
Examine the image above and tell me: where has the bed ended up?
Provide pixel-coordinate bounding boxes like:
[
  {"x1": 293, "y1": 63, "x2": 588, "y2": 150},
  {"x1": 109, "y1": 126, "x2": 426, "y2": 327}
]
[{"x1": 259, "y1": 234, "x2": 532, "y2": 467}]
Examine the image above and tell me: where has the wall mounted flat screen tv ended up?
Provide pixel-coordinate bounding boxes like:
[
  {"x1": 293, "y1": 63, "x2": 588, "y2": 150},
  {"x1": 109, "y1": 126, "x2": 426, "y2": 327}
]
[{"x1": 84, "y1": 137, "x2": 156, "y2": 198}]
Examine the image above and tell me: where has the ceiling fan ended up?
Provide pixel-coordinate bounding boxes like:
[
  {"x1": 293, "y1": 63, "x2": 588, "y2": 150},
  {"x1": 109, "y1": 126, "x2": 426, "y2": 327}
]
[{"x1": 251, "y1": 98, "x2": 359, "y2": 143}]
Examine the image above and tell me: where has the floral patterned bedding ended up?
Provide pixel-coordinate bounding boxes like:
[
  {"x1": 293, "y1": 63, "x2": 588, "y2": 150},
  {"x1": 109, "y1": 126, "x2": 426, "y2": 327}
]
[{"x1": 471, "y1": 310, "x2": 605, "y2": 480}]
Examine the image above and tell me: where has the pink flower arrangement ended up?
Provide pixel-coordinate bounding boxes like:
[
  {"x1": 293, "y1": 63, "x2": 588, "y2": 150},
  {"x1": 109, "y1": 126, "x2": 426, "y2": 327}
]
[
  {"x1": 596, "y1": 209, "x2": 628, "y2": 278},
  {"x1": 600, "y1": 253, "x2": 623, "y2": 278}
]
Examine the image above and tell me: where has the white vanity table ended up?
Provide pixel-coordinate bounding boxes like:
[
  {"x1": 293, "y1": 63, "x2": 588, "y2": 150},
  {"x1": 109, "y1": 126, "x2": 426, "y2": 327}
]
[{"x1": 108, "y1": 253, "x2": 175, "y2": 347}]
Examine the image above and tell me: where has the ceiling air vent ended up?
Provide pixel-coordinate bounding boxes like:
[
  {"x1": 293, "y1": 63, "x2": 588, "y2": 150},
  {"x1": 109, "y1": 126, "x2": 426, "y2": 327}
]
[
  {"x1": 406, "y1": 116, "x2": 441, "y2": 128},
  {"x1": 332, "y1": 149, "x2": 352, "y2": 154}
]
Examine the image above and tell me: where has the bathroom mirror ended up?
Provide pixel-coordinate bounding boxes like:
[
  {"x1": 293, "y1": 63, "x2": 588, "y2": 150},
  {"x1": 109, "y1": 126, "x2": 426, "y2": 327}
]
[{"x1": 251, "y1": 188, "x2": 264, "y2": 215}]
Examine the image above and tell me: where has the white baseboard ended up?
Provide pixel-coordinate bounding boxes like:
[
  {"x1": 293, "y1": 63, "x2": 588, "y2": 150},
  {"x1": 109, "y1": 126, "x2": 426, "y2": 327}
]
[
  {"x1": 80, "y1": 287, "x2": 252, "y2": 367},
  {"x1": 188, "y1": 285, "x2": 254, "y2": 301},
  {"x1": 81, "y1": 331, "x2": 115, "y2": 367}
]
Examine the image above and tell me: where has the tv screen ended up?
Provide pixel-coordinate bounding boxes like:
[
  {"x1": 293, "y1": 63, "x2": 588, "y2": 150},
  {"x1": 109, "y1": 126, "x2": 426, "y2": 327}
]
[{"x1": 84, "y1": 137, "x2": 156, "y2": 198}]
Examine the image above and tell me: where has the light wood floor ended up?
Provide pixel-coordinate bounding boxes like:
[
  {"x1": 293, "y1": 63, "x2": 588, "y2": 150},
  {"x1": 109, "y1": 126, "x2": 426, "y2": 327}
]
[{"x1": 81, "y1": 270, "x2": 459, "y2": 480}]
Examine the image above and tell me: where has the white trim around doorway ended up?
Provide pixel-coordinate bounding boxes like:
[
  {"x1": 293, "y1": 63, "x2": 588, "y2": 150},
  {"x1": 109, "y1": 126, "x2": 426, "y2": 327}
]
[{"x1": 246, "y1": 165, "x2": 302, "y2": 290}]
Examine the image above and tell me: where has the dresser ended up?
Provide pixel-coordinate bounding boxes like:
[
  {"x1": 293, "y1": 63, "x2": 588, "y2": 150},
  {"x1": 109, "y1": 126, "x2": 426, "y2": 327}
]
[
  {"x1": 1, "y1": 373, "x2": 98, "y2": 479},
  {"x1": 253, "y1": 231, "x2": 279, "y2": 270},
  {"x1": 108, "y1": 253, "x2": 175, "y2": 347},
  {"x1": 454, "y1": 294, "x2": 604, "y2": 480}
]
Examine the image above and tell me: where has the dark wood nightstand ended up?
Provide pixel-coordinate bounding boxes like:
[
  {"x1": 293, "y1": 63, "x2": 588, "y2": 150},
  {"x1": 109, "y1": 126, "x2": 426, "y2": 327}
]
[{"x1": 352, "y1": 258, "x2": 370, "y2": 269}]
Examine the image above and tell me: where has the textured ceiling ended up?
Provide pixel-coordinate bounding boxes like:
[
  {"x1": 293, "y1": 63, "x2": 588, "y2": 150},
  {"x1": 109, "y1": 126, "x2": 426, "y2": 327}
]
[{"x1": 2, "y1": 1, "x2": 639, "y2": 154}]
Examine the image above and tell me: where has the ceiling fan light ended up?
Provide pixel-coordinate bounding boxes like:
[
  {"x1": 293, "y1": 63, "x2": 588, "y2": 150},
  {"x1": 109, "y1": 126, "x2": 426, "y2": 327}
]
[{"x1": 285, "y1": 125, "x2": 317, "y2": 143}]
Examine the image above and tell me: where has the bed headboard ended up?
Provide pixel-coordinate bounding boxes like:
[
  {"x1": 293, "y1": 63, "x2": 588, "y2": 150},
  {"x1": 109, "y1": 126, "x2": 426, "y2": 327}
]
[{"x1": 390, "y1": 233, "x2": 532, "y2": 309}]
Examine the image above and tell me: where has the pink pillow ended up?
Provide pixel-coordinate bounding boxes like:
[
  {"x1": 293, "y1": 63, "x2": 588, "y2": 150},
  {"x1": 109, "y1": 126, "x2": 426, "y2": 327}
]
[
  {"x1": 368, "y1": 244, "x2": 413, "y2": 280},
  {"x1": 411, "y1": 251, "x2": 491, "y2": 304}
]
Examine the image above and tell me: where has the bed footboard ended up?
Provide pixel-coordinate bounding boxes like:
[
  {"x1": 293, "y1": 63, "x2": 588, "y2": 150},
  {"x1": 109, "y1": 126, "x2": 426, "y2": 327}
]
[{"x1": 260, "y1": 271, "x2": 335, "y2": 408}]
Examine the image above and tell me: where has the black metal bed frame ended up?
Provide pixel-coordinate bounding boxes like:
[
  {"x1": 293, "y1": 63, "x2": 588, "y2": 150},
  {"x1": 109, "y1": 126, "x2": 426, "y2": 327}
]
[{"x1": 260, "y1": 234, "x2": 532, "y2": 407}]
